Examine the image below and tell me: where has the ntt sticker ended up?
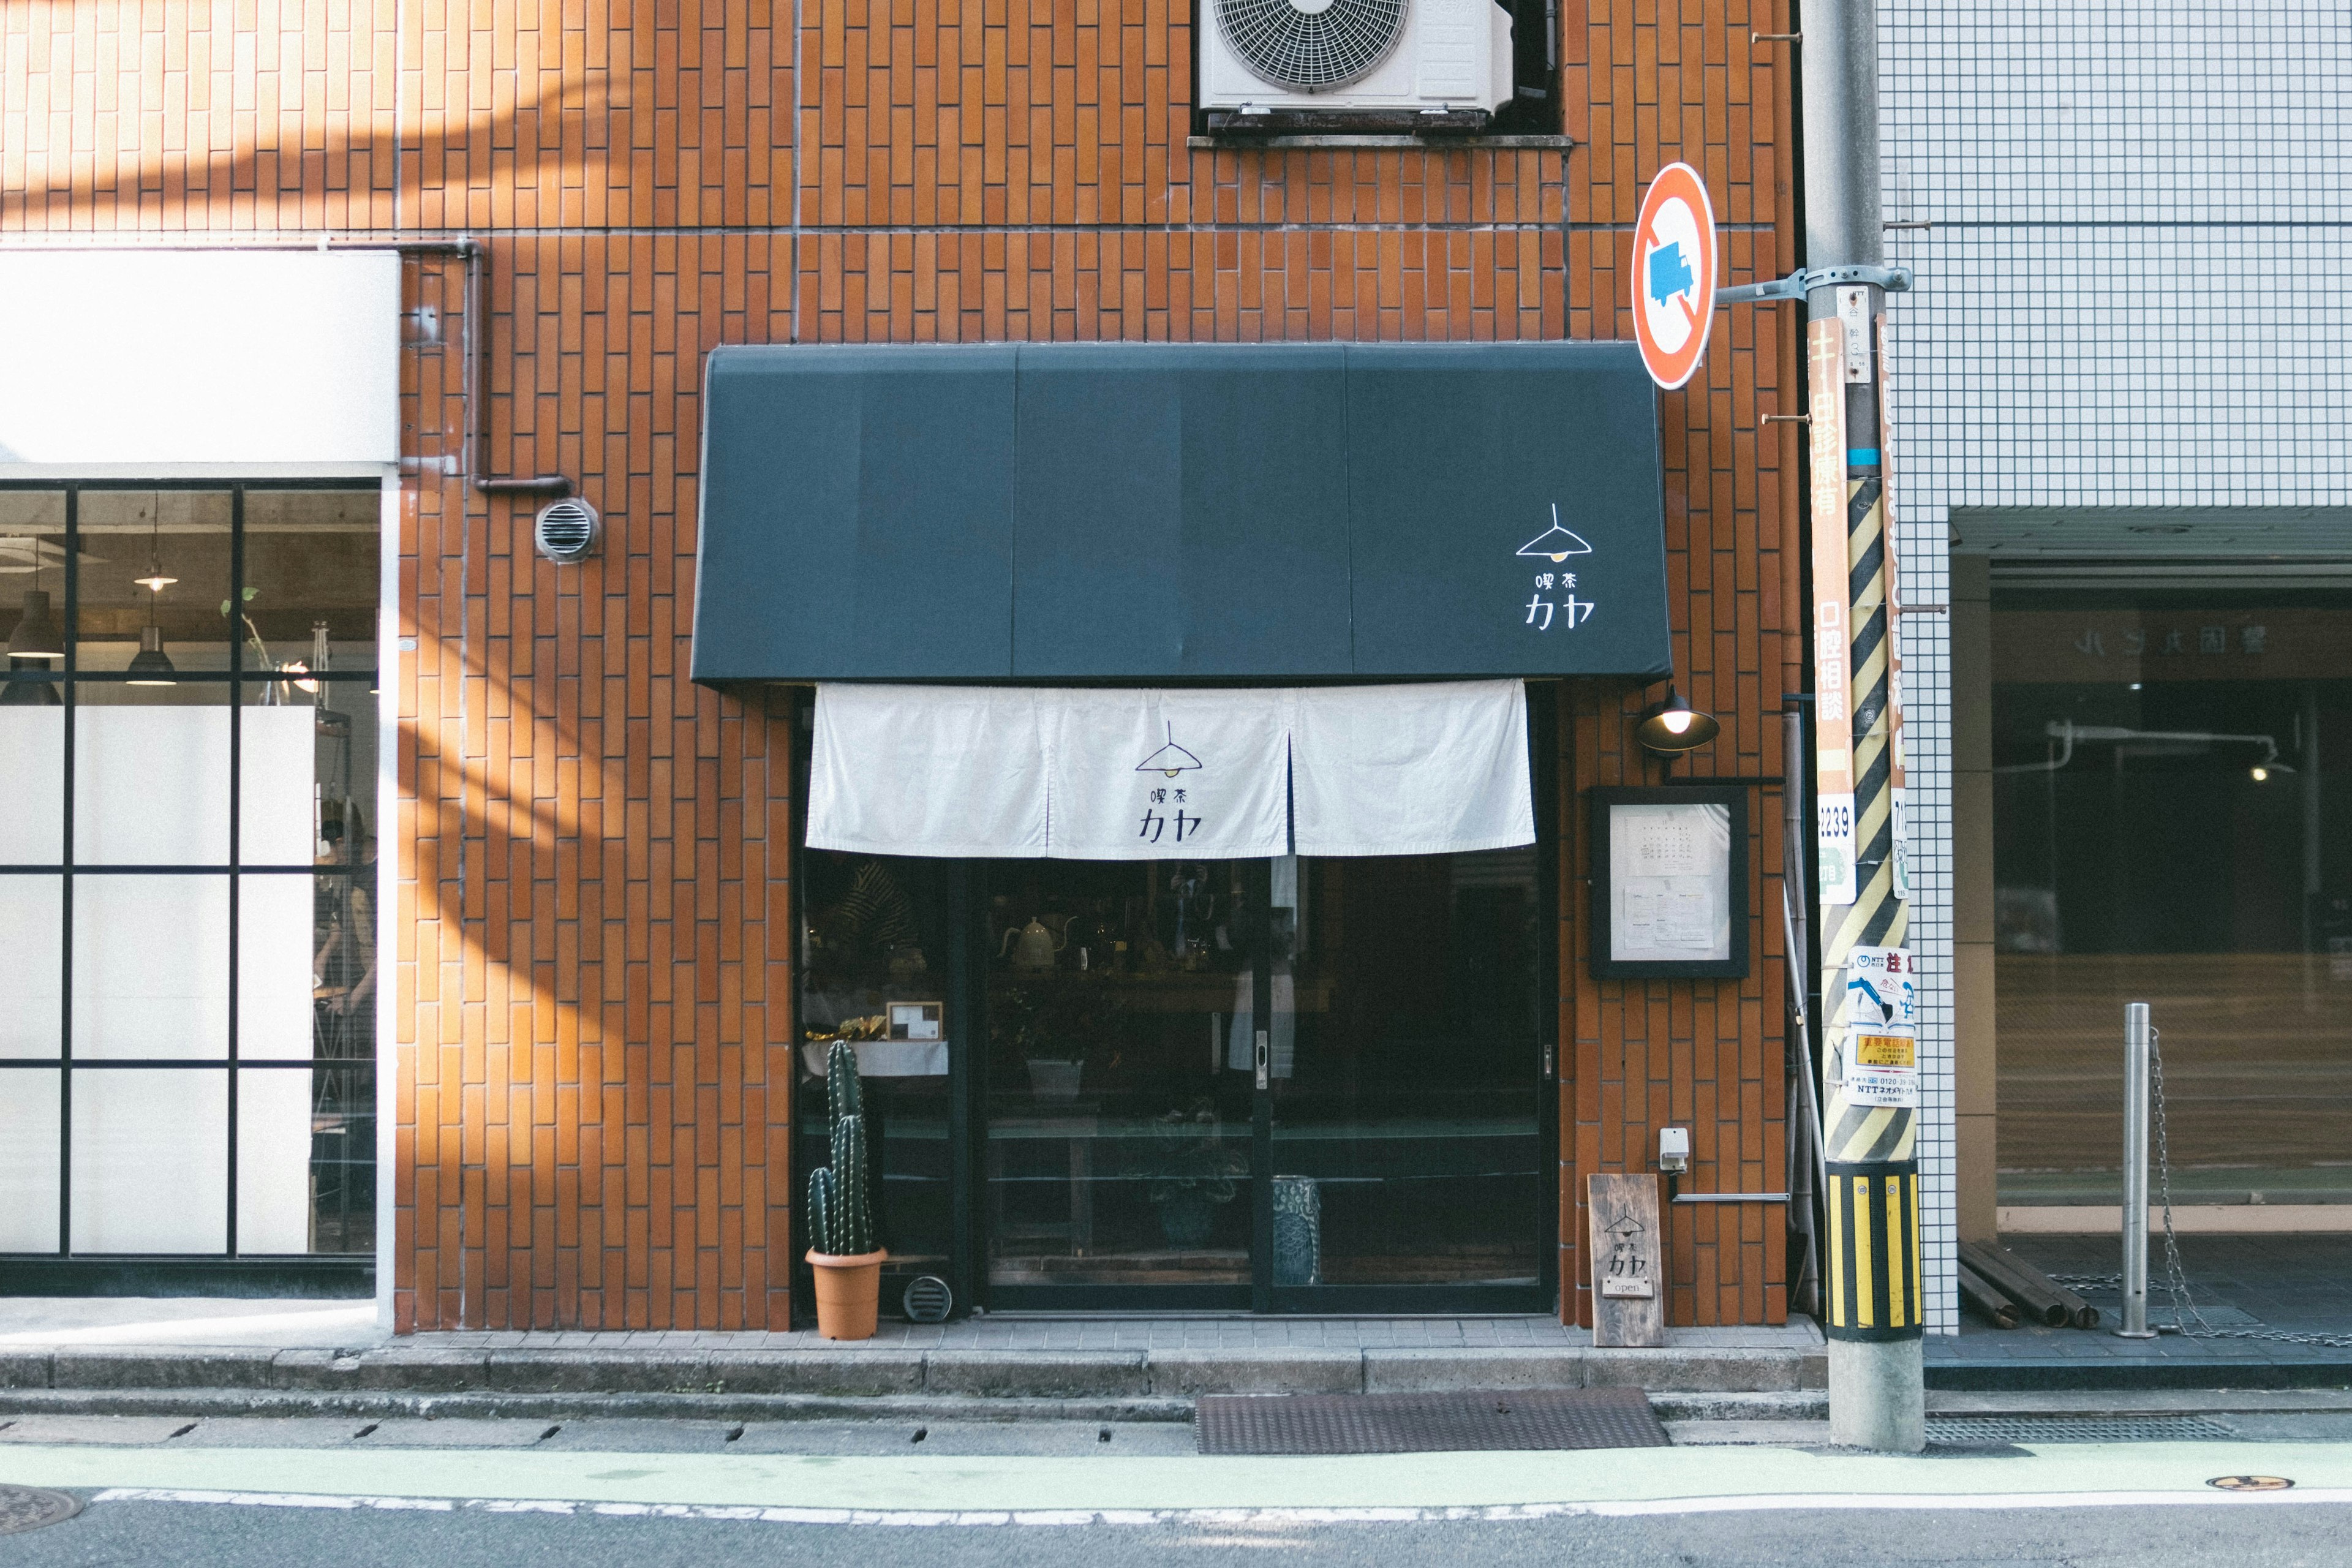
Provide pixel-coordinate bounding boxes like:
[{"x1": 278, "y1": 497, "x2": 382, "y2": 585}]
[{"x1": 1632, "y1": 162, "x2": 1719, "y2": 391}]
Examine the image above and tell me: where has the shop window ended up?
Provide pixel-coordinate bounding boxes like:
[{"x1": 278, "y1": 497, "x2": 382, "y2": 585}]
[
  {"x1": 1989, "y1": 587, "x2": 2352, "y2": 1212},
  {"x1": 0, "y1": 484, "x2": 380, "y2": 1270}
]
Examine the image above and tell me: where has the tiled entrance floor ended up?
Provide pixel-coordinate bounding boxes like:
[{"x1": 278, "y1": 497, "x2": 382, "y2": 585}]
[{"x1": 1929, "y1": 1232, "x2": 2352, "y2": 1370}]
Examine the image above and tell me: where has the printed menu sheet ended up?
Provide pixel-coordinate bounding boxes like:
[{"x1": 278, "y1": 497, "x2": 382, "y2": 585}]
[{"x1": 1609, "y1": 802, "x2": 1733, "y2": 963}]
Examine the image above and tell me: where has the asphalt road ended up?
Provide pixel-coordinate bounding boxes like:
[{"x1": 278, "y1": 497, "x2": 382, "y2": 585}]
[{"x1": 7, "y1": 1493, "x2": 2350, "y2": 1568}]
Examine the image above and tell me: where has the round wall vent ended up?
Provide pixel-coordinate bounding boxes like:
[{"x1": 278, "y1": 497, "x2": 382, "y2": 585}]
[
  {"x1": 902, "y1": 1275, "x2": 954, "y2": 1324},
  {"x1": 533, "y1": 498, "x2": 600, "y2": 564},
  {"x1": 1216, "y1": 0, "x2": 1407, "y2": 89}
]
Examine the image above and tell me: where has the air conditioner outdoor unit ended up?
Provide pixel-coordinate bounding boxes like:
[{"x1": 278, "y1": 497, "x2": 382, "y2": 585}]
[{"x1": 1200, "y1": 0, "x2": 1513, "y2": 119}]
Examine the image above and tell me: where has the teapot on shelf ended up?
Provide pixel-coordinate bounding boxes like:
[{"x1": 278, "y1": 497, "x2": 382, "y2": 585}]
[{"x1": 998, "y1": 915, "x2": 1068, "y2": 973}]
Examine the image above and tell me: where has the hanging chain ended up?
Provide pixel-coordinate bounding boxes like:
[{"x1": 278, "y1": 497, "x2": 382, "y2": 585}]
[{"x1": 2052, "y1": 1023, "x2": 2352, "y2": 1350}]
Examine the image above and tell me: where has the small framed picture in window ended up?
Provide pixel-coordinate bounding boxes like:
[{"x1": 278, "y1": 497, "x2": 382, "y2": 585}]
[
  {"x1": 888, "y1": 1001, "x2": 944, "y2": 1041},
  {"x1": 1588, "y1": 786, "x2": 1749, "y2": 979}
]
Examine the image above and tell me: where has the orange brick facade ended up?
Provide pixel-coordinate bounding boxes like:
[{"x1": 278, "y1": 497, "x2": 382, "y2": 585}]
[{"x1": 4, "y1": 0, "x2": 1798, "y2": 1329}]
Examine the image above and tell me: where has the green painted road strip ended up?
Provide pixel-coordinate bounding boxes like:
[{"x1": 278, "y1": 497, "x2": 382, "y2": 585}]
[{"x1": 1, "y1": 1442, "x2": 2350, "y2": 1521}]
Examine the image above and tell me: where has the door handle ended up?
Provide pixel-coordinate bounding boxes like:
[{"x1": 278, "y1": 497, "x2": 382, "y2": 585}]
[{"x1": 1254, "y1": 1030, "x2": 1270, "y2": 1091}]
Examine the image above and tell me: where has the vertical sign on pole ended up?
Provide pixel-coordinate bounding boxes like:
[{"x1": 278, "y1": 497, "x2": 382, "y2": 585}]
[
  {"x1": 1807, "y1": 320, "x2": 1855, "y2": 904},
  {"x1": 1879, "y1": 317, "x2": 1909, "y2": 900}
]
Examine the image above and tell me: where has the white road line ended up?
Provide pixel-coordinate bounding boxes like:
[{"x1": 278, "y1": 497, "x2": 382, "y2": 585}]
[{"x1": 89, "y1": 1485, "x2": 2352, "y2": 1528}]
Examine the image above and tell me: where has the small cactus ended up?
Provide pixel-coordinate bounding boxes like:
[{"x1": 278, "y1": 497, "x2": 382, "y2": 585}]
[
  {"x1": 809, "y1": 1040, "x2": 875, "y2": 1257},
  {"x1": 807, "y1": 1165, "x2": 836, "y2": 1256}
]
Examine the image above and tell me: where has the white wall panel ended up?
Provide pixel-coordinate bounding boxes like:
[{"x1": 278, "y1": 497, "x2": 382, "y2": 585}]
[
  {"x1": 0, "y1": 710, "x2": 64, "y2": 864},
  {"x1": 72, "y1": 876, "x2": 230, "y2": 1059},
  {"x1": 237, "y1": 1070, "x2": 314, "y2": 1253},
  {"x1": 70, "y1": 1069, "x2": 228, "y2": 1253},
  {"x1": 0, "y1": 879, "x2": 62, "y2": 1058},
  {"x1": 75, "y1": 707, "x2": 232, "y2": 864},
  {"x1": 0, "y1": 1071, "x2": 61, "y2": 1251},
  {"x1": 0, "y1": 251, "x2": 399, "y2": 471}
]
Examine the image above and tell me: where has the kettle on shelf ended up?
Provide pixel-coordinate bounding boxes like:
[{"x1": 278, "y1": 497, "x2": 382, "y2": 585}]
[{"x1": 998, "y1": 916, "x2": 1067, "y2": 973}]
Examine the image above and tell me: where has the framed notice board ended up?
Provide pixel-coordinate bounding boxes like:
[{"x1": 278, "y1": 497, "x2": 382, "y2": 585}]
[{"x1": 1588, "y1": 786, "x2": 1749, "y2": 979}]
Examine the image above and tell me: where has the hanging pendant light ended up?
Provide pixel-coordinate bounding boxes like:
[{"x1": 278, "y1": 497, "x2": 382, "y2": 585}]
[
  {"x1": 126, "y1": 510, "x2": 178, "y2": 684},
  {"x1": 7, "y1": 587, "x2": 64, "y2": 662},
  {"x1": 127, "y1": 624, "x2": 177, "y2": 685}
]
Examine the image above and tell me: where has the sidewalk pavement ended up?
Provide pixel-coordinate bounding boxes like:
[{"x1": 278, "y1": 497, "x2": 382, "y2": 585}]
[
  {"x1": 0, "y1": 1300, "x2": 1825, "y2": 1419},
  {"x1": 1926, "y1": 1233, "x2": 2352, "y2": 1390}
]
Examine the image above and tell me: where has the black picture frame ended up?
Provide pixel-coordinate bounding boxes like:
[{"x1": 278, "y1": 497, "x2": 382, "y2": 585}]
[{"x1": 1588, "y1": 785, "x2": 1750, "y2": 980}]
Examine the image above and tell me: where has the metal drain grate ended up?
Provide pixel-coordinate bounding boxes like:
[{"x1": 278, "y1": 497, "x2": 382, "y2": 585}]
[
  {"x1": 0, "y1": 1485, "x2": 81, "y2": 1536},
  {"x1": 1197, "y1": 1387, "x2": 1668, "y2": 1456},
  {"x1": 1928, "y1": 1415, "x2": 2235, "y2": 1446}
]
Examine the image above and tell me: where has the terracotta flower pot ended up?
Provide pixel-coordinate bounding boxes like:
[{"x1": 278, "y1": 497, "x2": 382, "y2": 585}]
[{"x1": 807, "y1": 1248, "x2": 888, "y2": 1340}]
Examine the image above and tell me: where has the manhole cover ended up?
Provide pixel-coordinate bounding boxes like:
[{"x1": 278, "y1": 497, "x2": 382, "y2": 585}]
[
  {"x1": 1928, "y1": 1415, "x2": 2234, "y2": 1446},
  {"x1": 1197, "y1": 1387, "x2": 1668, "y2": 1456},
  {"x1": 0, "y1": 1485, "x2": 82, "y2": 1536}
]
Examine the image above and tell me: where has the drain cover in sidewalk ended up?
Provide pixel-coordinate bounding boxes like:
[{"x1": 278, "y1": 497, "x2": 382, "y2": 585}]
[
  {"x1": 1196, "y1": 1387, "x2": 1668, "y2": 1455},
  {"x1": 1928, "y1": 1415, "x2": 2235, "y2": 1446}
]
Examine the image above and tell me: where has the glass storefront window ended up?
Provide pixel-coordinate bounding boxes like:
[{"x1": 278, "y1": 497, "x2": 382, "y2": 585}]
[
  {"x1": 1991, "y1": 589, "x2": 2352, "y2": 1210},
  {"x1": 794, "y1": 837, "x2": 1553, "y2": 1311},
  {"x1": 0, "y1": 484, "x2": 379, "y2": 1265}
]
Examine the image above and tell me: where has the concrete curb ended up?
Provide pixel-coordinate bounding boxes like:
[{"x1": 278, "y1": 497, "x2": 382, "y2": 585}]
[
  {"x1": 0, "y1": 1344, "x2": 1828, "y2": 1401},
  {"x1": 0, "y1": 1388, "x2": 1200, "y2": 1424}
]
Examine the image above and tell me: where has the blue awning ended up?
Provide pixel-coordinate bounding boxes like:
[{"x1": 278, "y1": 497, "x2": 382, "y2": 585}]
[{"x1": 691, "y1": 341, "x2": 1669, "y2": 682}]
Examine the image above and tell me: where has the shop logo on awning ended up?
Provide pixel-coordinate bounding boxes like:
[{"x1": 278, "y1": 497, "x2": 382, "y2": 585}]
[{"x1": 1519, "y1": 505, "x2": 1596, "y2": 633}]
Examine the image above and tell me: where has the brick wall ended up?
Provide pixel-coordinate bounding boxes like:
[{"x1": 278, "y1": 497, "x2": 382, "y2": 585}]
[{"x1": 4, "y1": 0, "x2": 1798, "y2": 1329}]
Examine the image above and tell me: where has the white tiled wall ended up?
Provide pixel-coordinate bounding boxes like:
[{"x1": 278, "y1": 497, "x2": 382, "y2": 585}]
[{"x1": 1877, "y1": 3, "x2": 2352, "y2": 1333}]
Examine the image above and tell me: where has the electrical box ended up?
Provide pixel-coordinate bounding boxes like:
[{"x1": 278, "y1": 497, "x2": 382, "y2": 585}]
[{"x1": 1657, "y1": 1126, "x2": 1691, "y2": 1174}]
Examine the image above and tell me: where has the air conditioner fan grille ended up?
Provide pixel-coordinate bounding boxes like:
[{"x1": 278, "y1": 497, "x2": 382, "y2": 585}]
[{"x1": 1216, "y1": 0, "x2": 1407, "y2": 89}]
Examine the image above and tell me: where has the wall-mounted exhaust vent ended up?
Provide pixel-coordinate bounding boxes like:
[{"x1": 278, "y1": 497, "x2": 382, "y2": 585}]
[{"x1": 533, "y1": 498, "x2": 600, "y2": 564}]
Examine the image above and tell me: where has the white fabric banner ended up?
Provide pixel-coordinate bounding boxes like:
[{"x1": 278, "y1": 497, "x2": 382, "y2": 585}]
[
  {"x1": 808, "y1": 680, "x2": 1532, "y2": 861},
  {"x1": 1291, "y1": 680, "x2": 1534, "y2": 857},
  {"x1": 1045, "y1": 688, "x2": 1291, "y2": 860},
  {"x1": 809, "y1": 685, "x2": 1050, "y2": 858}
]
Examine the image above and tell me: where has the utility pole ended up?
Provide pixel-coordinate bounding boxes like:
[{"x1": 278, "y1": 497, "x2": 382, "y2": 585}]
[
  {"x1": 1798, "y1": 0, "x2": 1924, "y2": 1453},
  {"x1": 1652, "y1": 0, "x2": 1921, "y2": 1448}
]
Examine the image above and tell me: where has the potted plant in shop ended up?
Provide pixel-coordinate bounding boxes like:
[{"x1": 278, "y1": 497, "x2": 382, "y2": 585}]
[
  {"x1": 805, "y1": 1040, "x2": 886, "y2": 1340},
  {"x1": 1146, "y1": 1101, "x2": 1243, "y2": 1250}
]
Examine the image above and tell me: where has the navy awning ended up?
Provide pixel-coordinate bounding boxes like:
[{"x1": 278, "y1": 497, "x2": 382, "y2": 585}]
[{"x1": 691, "y1": 341, "x2": 1669, "y2": 682}]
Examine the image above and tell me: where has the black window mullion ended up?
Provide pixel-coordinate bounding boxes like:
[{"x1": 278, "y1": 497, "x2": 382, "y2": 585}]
[
  {"x1": 57, "y1": 486, "x2": 77, "y2": 1258},
  {"x1": 227, "y1": 485, "x2": 244, "y2": 1257}
]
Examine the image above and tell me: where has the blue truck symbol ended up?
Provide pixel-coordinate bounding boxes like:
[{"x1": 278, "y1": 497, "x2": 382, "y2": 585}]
[{"x1": 1646, "y1": 241, "x2": 1694, "y2": 306}]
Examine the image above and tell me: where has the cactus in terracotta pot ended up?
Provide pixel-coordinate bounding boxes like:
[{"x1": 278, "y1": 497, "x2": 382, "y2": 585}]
[
  {"x1": 809, "y1": 1039, "x2": 875, "y2": 1257},
  {"x1": 806, "y1": 1039, "x2": 884, "y2": 1338}
]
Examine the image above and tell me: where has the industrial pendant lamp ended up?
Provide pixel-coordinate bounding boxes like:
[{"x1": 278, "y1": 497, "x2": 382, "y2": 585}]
[
  {"x1": 7, "y1": 584, "x2": 64, "y2": 662},
  {"x1": 1635, "y1": 686, "x2": 1721, "y2": 755},
  {"x1": 125, "y1": 513, "x2": 178, "y2": 685}
]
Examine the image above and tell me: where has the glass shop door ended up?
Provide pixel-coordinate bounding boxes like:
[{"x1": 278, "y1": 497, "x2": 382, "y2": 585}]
[
  {"x1": 979, "y1": 858, "x2": 1266, "y2": 1309},
  {"x1": 974, "y1": 851, "x2": 1555, "y2": 1313},
  {"x1": 1264, "y1": 851, "x2": 1553, "y2": 1312}
]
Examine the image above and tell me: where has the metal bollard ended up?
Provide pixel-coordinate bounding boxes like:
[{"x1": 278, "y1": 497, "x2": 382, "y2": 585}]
[{"x1": 2117, "y1": 1002, "x2": 2157, "y2": 1339}]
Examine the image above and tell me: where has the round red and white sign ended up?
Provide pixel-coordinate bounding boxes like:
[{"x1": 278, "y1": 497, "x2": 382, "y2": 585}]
[{"x1": 1631, "y1": 162, "x2": 1719, "y2": 391}]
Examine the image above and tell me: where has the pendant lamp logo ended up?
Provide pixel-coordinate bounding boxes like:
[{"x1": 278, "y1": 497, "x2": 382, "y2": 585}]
[
  {"x1": 1136, "y1": 722, "x2": 1205, "y2": 845},
  {"x1": 1136, "y1": 721, "x2": 1203, "y2": 778},
  {"x1": 1519, "y1": 504, "x2": 1596, "y2": 633}
]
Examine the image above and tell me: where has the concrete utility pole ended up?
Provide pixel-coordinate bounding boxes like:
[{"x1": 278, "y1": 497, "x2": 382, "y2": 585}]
[{"x1": 1801, "y1": 0, "x2": 1925, "y2": 1452}]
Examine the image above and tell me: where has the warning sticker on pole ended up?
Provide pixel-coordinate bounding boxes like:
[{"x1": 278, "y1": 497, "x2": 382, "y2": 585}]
[
  {"x1": 1844, "y1": 1036, "x2": 1921, "y2": 1109},
  {"x1": 1807, "y1": 318, "x2": 1856, "y2": 905},
  {"x1": 1842, "y1": 944, "x2": 1917, "y2": 1035}
]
